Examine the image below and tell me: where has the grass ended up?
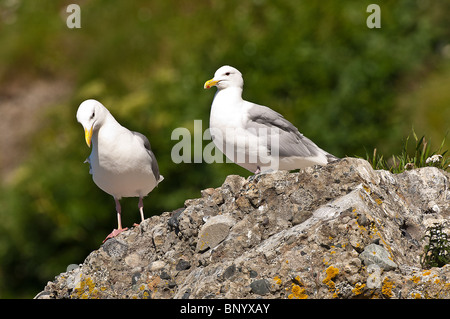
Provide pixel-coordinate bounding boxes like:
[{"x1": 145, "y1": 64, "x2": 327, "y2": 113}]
[{"x1": 365, "y1": 131, "x2": 450, "y2": 173}]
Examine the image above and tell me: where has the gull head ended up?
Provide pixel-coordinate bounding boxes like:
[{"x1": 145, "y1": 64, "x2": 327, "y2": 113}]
[
  {"x1": 76, "y1": 99, "x2": 108, "y2": 147},
  {"x1": 204, "y1": 65, "x2": 243, "y2": 90}
]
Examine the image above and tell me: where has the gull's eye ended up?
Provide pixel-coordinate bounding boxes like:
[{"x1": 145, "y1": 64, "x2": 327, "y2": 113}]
[
  {"x1": 90, "y1": 111, "x2": 95, "y2": 119},
  {"x1": 225, "y1": 72, "x2": 230, "y2": 76}
]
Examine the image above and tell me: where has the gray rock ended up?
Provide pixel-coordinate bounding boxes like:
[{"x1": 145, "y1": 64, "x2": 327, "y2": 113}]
[
  {"x1": 176, "y1": 259, "x2": 191, "y2": 271},
  {"x1": 359, "y1": 244, "x2": 397, "y2": 270},
  {"x1": 222, "y1": 264, "x2": 236, "y2": 280},
  {"x1": 196, "y1": 214, "x2": 235, "y2": 252},
  {"x1": 102, "y1": 238, "x2": 128, "y2": 259},
  {"x1": 250, "y1": 279, "x2": 270, "y2": 295}
]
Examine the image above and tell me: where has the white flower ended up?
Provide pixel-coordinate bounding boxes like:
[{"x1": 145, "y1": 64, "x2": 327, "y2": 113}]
[{"x1": 425, "y1": 154, "x2": 442, "y2": 164}]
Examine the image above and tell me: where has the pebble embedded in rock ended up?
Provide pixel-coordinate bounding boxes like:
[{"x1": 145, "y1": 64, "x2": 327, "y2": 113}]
[
  {"x1": 176, "y1": 259, "x2": 191, "y2": 271},
  {"x1": 196, "y1": 214, "x2": 235, "y2": 252},
  {"x1": 222, "y1": 264, "x2": 236, "y2": 280},
  {"x1": 359, "y1": 243, "x2": 397, "y2": 270},
  {"x1": 250, "y1": 279, "x2": 270, "y2": 295},
  {"x1": 102, "y1": 238, "x2": 128, "y2": 259}
]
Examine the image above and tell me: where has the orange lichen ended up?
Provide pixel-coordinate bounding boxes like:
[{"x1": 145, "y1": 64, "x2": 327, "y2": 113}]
[
  {"x1": 352, "y1": 282, "x2": 366, "y2": 296},
  {"x1": 72, "y1": 276, "x2": 99, "y2": 299},
  {"x1": 287, "y1": 276, "x2": 308, "y2": 299},
  {"x1": 381, "y1": 277, "x2": 394, "y2": 298},
  {"x1": 322, "y1": 266, "x2": 339, "y2": 291},
  {"x1": 411, "y1": 275, "x2": 421, "y2": 284},
  {"x1": 288, "y1": 284, "x2": 308, "y2": 299},
  {"x1": 273, "y1": 276, "x2": 282, "y2": 285}
]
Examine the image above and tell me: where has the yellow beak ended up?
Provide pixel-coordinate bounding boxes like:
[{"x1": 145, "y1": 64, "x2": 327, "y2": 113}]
[
  {"x1": 84, "y1": 126, "x2": 93, "y2": 147},
  {"x1": 204, "y1": 78, "x2": 219, "y2": 89}
]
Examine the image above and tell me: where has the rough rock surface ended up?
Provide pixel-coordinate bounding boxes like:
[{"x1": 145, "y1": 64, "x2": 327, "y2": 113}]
[{"x1": 35, "y1": 158, "x2": 450, "y2": 299}]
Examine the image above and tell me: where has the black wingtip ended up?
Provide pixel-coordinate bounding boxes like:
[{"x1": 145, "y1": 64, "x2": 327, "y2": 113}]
[{"x1": 326, "y1": 154, "x2": 340, "y2": 163}]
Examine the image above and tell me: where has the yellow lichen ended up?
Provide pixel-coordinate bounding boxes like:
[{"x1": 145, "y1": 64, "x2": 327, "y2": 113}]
[
  {"x1": 352, "y1": 282, "x2": 366, "y2": 296},
  {"x1": 273, "y1": 276, "x2": 282, "y2": 285},
  {"x1": 363, "y1": 185, "x2": 371, "y2": 194},
  {"x1": 142, "y1": 290, "x2": 150, "y2": 299},
  {"x1": 72, "y1": 276, "x2": 98, "y2": 299},
  {"x1": 288, "y1": 284, "x2": 308, "y2": 299},
  {"x1": 411, "y1": 275, "x2": 421, "y2": 284},
  {"x1": 322, "y1": 266, "x2": 339, "y2": 291},
  {"x1": 382, "y1": 277, "x2": 394, "y2": 298},
  {"x1": 286, "y1": 276, "x2": 308, "y2": 299}
]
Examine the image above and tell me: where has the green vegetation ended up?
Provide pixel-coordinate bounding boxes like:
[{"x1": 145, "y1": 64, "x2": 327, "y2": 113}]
[
  {"x1": 0, "y1": 1, "x2": 449, "y2": 297},
  {"x1": 365, "y1": 132, "x2": 450, "y2": 173},
  {"x1": 421, "y1": 224, "x2": 450, "y2": 269}
]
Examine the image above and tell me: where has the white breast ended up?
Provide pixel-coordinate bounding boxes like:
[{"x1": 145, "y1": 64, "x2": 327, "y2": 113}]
[
  {"x1": 89, "y1": 123, "x2": 158, "y2": 199},
  {"x1": 209, "y1": 91, "x2": 273, "y2": 172}
]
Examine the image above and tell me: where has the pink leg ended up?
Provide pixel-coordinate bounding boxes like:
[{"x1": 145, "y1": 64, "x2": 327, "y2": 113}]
[
  {"x1": 133, "y1": 197, "x2": 145, "y2": 227},
  {"x1": 102, "y1": 198, "x2": 128, "y2": 243},
  {"x1": 138, "y1": 197, "x2": 145, "y2": 223},
  {"x1": 115, "y1": 198, "x2": 123, "y2": 230}
]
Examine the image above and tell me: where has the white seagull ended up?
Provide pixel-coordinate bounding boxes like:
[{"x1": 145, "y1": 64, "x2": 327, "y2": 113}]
[
  {"x1": 76, "y1": 99, "x2": 163, "y2": 243},
  {"x1": 204, "y1": 65, "x2": 338, "y2": 174}
]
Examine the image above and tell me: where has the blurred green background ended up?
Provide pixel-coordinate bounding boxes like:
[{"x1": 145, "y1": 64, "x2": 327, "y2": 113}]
[{"x1": 0, "y1": 0, "x2": 449, "y2": 298}]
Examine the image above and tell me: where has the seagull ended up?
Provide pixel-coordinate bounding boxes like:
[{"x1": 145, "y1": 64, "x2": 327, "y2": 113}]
[
  {"x1": 204, "y1": 65, "x2": 338, "y2": 174},
  {"x1": 76, "y1": 99, "x2": 163, "y2": 243}
]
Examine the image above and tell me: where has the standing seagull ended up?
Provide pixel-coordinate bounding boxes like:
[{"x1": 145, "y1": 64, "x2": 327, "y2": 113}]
[
  {"x1": 76, "y1": 99, "x2": 163, "y2": 243},
  {"x1": 204, "y1": 65, "x2": 338, "y2": 174}
]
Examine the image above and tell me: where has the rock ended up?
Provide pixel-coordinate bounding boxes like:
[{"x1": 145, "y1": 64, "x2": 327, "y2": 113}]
[
  {"x1": 168, "y1": 208, "x2": 184, "y2": 230},
  {"x1": 35, "y1": 158, "x2": 450, "y2": 299},
  {"x1": 102, "y1": 238, "x2": 128, "y2": 259},
  {"x1": 250, "y1": 279, "x2": 270, "y2": 295},
  {"x1": 222, "y1": 264, "x2": 236, "y2": 280},
  {"x1": 149, "y1": 260, "x2": 166, "y2": 272},
  {"x1": 124, "y1": 253, "x2": 143, "y2": 268},
  {"x1": 196, "y1": 214, "x2": 235, "y2": 252},
  {"x1": 359, "y1": 244, "x2": 397, "y2": 270},
  {"x1": 176, "y1": 259, "x2": 191, "y2": 271}
]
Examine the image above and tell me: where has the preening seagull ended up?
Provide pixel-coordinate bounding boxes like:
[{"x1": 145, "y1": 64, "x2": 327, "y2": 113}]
[
  {"x1": 204, "y1": 65, "x2": 338, "y2": 174},
  {"x1": 76, "y1": 99, "x2": 163, "y2": 243}
]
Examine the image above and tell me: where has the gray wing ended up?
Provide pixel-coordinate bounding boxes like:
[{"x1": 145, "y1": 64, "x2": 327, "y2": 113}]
[
  {"x1": 245, "y1": 103, "x2": 324, "y2": 158},
  {"x1": 132, "y1": 131, "x2": 161, "y2": 181}
]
